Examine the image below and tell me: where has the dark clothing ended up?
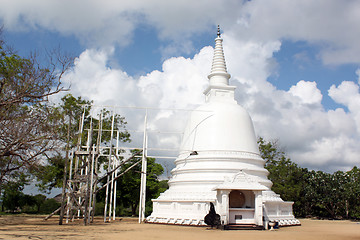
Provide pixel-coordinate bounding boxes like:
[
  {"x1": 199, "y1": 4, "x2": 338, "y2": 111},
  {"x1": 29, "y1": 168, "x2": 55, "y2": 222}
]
[{"x1": 204, "y1": 202, "x2": 221, "y2": 228}]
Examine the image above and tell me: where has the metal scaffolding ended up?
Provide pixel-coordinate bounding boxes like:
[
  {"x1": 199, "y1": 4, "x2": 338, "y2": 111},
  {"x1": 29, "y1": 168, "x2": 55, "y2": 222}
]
[{"x1": 53, "y1": 105, "x2": 183, "y2": 225}]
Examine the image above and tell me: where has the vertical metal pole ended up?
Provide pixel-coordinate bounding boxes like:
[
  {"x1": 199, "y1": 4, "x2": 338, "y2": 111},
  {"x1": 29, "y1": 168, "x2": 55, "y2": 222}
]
[
  {"x1": 97, "y1": 111, "x2": 103, "y2": 152},
  {"x1": 91, "y1": 155, "x2": 99, "y2": 223},
  {"x1": 88, "y1": 145, "x2": 95, "y2": 223},
  {"x1": 85, "y1": 115, "x2": 93, "y2": 224},
  {"x1": 109, "y1": 160, "x2": 115, "y2": 221},
  {"x1": 142, "y1": 134, "x2": 148, "y2": 220},
  {"x1": 66, "y1": 150, "x2": 73, "y2": 223},
  {"x1": 108, "y1": 109, "x2": 116, "y2": 221},
  {"x1": 103, "y1": 113, "x2": 109, "y2": 222},
  {"x1": 92, "y1": 108, "x2": 102, "y2": 223},
  {"x1": 116, "y1": 130, "x2": 119, "y2": 157},
  {"x1": 78, "y1": 167, "x2": 83, "y2": 218},
  {"x1": 113, "y1": 130, "x2": 119, "y2": 220},
  {"x1": 83, "y1": 164, "x2": 89, "y2": 225},
  {"x1": 138, "y1": 109, "x2": 148, "y2": 223},
  {"x1": 86, "y1": 130, "x2": 90, "y2": 152},
  {"x1": 77, "y1": 106, "x2": 86, "y2": 147},
  {"x1": 74, "y1": 106, "x2": 86, "y2": 174}
]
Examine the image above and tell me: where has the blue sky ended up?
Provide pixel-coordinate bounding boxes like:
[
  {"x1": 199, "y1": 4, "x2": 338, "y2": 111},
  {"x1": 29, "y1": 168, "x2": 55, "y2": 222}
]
[
  {"x1": 1, "y1": 0, "x2": 360, "y2": 175},
  {"x1": 269, "y1": 40, "x2": 359, "y2": 110}
]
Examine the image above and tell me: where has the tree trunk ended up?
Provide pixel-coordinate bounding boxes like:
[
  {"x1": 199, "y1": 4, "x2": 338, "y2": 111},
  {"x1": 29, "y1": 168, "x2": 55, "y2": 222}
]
[
  {"x1": 346, "y1": 200, "x2": 349, "y2": 219},
  {"x1": 325, "y1": 202, "x2": 336, "y2": 219},
  {"x1": 131, "y1": 202, "x2": 139, "y2": 216}
]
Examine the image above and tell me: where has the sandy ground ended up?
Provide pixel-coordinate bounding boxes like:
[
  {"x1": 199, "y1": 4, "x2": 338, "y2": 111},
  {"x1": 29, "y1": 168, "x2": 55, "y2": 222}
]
[{"x1": 0, "y1": 215, "x2": 359, "y2": 240}]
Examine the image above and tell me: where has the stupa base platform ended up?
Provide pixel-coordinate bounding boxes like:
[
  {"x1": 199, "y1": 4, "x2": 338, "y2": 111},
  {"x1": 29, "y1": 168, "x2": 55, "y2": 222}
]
[{"x1": 264, "y1": 218, "x2": 301, "y2": 227}]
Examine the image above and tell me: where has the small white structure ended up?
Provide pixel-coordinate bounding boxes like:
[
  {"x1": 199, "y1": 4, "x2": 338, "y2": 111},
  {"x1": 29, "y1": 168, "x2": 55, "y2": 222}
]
[{"x1": 146, "y1": 28, "x2": 300, "y2": 228}]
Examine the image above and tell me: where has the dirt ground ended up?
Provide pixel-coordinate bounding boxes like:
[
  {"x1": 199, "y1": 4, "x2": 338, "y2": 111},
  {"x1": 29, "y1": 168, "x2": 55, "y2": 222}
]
[{"x1": 0, "y1": 215, "x2": 359, "y2": 240}]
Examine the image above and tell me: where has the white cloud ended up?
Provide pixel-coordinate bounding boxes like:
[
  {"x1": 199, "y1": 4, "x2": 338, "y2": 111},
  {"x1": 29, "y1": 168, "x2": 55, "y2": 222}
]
[
  {"x1": 356, "y1": 68, "x2": 360, "y2": 85},
  {"x1": 328, "y1": 81, "x2": 360, "y2": 132},
  {"x1": 138, "y1": 47, "x2": 211, "y2": 110},
  {"x1": 0, "y1": 0, "x2": 140, "y2": 47},
  {"x1": 289, "y1": 80, "x2": 322, "y2": 105},
  {"x1": 230, "y1": 0, "x2": 360, "y2": 65},
  {"x1": 0, "y1": 0, "x2": 240, "y2": 51},
  {"x1": 62, "y1": 48, "x2": 138, "y2": 105},
  {"x1": 3, "y1": 0, "x2": 360, "y2": 64}
]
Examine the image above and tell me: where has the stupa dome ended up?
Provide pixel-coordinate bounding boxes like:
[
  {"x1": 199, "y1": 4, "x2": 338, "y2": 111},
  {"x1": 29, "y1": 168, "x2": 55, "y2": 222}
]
[
  {"x1": 180, "y1": 101, "x2": 260, "y2": 155},
  {"x1": 169, "y1": 99, "x2": 273, "y2": 190}
]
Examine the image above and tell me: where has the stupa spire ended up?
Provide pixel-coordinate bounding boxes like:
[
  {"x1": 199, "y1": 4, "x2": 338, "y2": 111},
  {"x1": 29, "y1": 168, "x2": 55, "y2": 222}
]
[{"x1": 208, "y1": 25, "x2": 231, "y2": 86}]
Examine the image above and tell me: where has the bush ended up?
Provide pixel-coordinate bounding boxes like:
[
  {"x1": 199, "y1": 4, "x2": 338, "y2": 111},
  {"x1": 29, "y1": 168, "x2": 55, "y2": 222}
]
[{"x1": 39, "y1": 199, "x2": 60, "y2": 214}]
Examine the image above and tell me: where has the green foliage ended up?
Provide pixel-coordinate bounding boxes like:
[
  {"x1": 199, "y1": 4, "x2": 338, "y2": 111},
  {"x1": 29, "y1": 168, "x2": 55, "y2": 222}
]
[
  {"x1": 39, "y1": 198, "x2": 60, "y2": 214},
  {"x1": 1, "y1": 182, "x2": 25, "y2": 212},
  {"x1": 346, "y1": 167, "x2": 360, "y2": 218},
  {"x1": 0, "y1": 185, "x2": 60, "y2": 214},
  {"x1": 258, "y1": 137, "x2": 360, "y2": 219},
  {"x1": 258, "y1": 137, "x2": 308, "y2": 217},
  {"x1": 35, "y1": 154, "x2": 65, "y2": 193},
  {"x1": 0, "y1": 32, "x2": 72, "y2": 193},
  {"x1": 34, "y1": 93, "x2": 131, "y2": 192},
  {"x1": 304, "y1": 167, "x2": 360, "y2": 219}
]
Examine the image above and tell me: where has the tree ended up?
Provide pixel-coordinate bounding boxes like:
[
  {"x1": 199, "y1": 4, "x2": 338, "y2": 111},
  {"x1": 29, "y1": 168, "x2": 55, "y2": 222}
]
[
  {"x1": 258, "y1": 137, "x2": 360, "y2": 219},
  {"x1": 32, "y1": 94, "x2": 92, "y2": 192},
  {"x1": 305, "y1": 167, "x2": 360, "y2": 219},
  {"x1": 345, "y1": 166, "x2": 360, "y2": 219},
  {"x1": 257, "y1": 137, "x2": 283, "y2": 166},
  {"x1": 304, "y1": 170, "x2": 341, "y2": 218},
  {"x1": 33, "y1": 94, "x2": 131, "y2": 193},
  {"x1": 1, "y1": 181, "x2": 26, "y2": 212},
  {"x1": 33, "y1": 194, "x2": 47, "y2": 213},
  {"x1": 258, "y1": 137, "x2": 309, "y2": 217},
  {"x1": 0, "y1": 32, "x2": 72, "y2": 192},
  {"x1": 99, "y1": 155, "x2": 166, "y2": 216}
]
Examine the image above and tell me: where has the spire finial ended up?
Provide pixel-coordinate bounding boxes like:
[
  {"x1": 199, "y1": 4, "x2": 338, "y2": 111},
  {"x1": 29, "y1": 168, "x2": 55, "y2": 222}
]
[{"x1": 207, "y1": 24, "x2": 230, "y2": 86}]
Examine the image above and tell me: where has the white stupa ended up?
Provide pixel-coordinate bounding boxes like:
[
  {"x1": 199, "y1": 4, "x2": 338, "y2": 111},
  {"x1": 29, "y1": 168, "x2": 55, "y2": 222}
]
[{"x1": 147, "y1": 27, "x2": 300, "y2": 228}]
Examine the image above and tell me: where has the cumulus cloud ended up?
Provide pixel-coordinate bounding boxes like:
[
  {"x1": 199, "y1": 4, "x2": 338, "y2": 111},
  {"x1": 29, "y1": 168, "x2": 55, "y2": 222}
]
[
  {"x1": 138, "y1": 47, "x2": 211, "y2": 110},
  {"x1": 230, "y1": 0, "x2": 360, "y2": 65},
  {"x1": 0, "y1": 0, "x2": 240, "y2": 52},
  {"x1": 328, "y1": 81, "x2": 360, "y2": 132},
  {"x1": 289, "y1": 80, "x2": 322, "y2": 105},
  {"x1": 0, "y1": 0, "x2": 141, "y2": 47},
  {"x1": 2, "y1": 0, "x2": 360, "y2": 64},
  {"x1": 62, "y1": 48, "x2": 139, "y2": 105},
  {"x1": 356, "y1": 68, "x2": 360, "y2": 84}
]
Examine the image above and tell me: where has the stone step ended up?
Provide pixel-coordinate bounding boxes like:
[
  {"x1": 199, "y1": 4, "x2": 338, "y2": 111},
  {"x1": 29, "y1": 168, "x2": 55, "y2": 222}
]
[{"x1": 224, "y1": 224, "x2": 264, "y2": 230}]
